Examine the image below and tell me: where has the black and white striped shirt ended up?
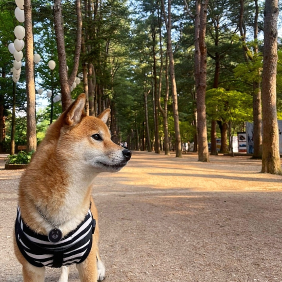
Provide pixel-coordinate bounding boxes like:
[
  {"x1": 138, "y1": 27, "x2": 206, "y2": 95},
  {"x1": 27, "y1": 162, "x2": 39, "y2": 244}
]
[{"x1": 15, "y1": 207, "x2": 96, "y2": 268}]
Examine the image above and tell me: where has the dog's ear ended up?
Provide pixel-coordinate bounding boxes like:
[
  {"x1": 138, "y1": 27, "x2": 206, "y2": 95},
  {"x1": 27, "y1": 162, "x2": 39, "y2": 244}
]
[
  {"x1": 98, "y1": 108, "x2": 111, "y2": 124},
  {"x1": 65, "y1": 93, "x2": 86, "y2": 126}
]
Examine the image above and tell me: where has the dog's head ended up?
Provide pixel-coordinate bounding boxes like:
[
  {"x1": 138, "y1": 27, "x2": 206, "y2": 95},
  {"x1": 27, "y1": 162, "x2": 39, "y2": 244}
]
[{"x1": 47, "y1": 93, "x2": 131, "y2": 173}]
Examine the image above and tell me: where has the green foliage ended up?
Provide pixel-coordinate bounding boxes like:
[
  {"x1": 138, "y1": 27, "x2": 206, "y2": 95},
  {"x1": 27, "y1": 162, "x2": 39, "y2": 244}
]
[
  {"x1": 0, "y1": 0, "x2": 278, "y2": 152},
  {"x1": 5, "y1": 115, "x2": 27, "y2": 146},
  {"x1": 277, "y1": 49, "x2": 282, "y2": 98},
  {"x1": 206, "y1": 87, "x2": 253, "y2": 123},
  {"x1": 234, "y1": 50, "x2": 263, "y2": 85},
  {"x1": 36, "y1": 109, "x2": 50, "y2": 142},
  {"x1": 5, "y1": 151, "x2": 34, "y2": 165}
]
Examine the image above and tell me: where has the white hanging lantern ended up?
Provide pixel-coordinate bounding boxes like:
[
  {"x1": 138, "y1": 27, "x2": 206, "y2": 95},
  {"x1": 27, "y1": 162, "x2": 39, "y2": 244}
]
[
  {"x1": 8, "y1": 43, "x2": 15, "y2": 54},
  {"x1": 13, "y1": 60, "x2": 22, "y2": 70},
  {"x1": 75, "y1": 77, "x2": 81, "y2": 85},
  {"x1": 13, "y1": 73, "x2": 20, "y2": 79},
  {"x1": 54, "y1": 94, "x2": 61, "y2": 103},
  {"x1": 48, "y1": 60, "x2": 56, "y2": 70},
  {"x1": 14, "y1": 25, "x2": 25, "y2": 40},
  {"x1": 12, "y1": 76, "x2": 19, "y2": 83},
  {"x1": 15, "y1": 7, "x2": 25, "y2": 22},
  {"x1": 14, "y1": 39, "x2": 24, "y2": 52},
  {"x1": 34, "y1": 54, "x2": 41, "y2": 64},
  {"x1": 37, "y1": 88, "x2": 44, "y2": 95},
  {"x1": 12, "y1": 67, "x2": 21, "y2": 75},
  {"x1": 47, "y1": 91, "x2": 52, "y2": 98},
  {"x1": 15, "y1": 0, "x2": 24, "y2": 10},
  {"x1": 14, "y1": 50, "x2": 23, "y2": 62}
]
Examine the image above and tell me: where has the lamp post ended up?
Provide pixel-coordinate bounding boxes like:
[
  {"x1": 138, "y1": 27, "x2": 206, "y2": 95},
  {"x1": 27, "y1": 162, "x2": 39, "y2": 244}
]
[
  {"x1": 48, "y1": 60, "x2": 56, "y2": 124},
  {"x1": 34, "y1": 54, "x2": 41, "y2": 119}
]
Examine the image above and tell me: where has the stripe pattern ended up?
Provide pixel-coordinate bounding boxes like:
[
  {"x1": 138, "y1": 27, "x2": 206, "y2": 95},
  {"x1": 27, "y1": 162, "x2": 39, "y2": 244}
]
[{"x1": 15, "y1": 207, "x2": 96, "y2": 268}]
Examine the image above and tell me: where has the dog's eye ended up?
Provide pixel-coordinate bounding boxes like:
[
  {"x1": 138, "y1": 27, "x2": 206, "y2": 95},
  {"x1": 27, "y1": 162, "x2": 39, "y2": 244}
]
[{"x1": 92, "y1": 134, "x2": 102, "y2": 141}]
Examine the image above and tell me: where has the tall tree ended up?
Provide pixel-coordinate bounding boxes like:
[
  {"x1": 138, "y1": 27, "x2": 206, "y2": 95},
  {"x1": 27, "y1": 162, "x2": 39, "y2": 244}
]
[
  {"x1": 195, "y1": 0, "x2": 209, "y2": 162},
  {"x1": 24, "y1": 0, "x2": 37, "y2": 152},
  {"x1": 261, "y1": 0, "x2": 281, "y2": 174},
  {"x1": 54, "y1": 0, "x2": 82, "y2": 111},
  {"x1": 151, "y1": 20, "x2": 160, "y2": 154},
  {"x1": 239, "y1": 0, "x2": 262, "y2": 158},
  {"x1": 161, "y1": 0, "x2": 182, "y2": 157},
  {"x1": 158, "y1": 8, "x2": 170, "y2": 155}
]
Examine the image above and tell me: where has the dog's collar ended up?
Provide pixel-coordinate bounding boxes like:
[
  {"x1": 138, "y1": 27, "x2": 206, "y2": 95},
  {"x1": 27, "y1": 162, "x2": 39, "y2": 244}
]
[
  {"x1": 35, "y1": 202, "x2": 92, "y2": 229},
  {"x1": 35, "y1": 203, "x2": 92, "y2": 243},
  {"x1": 36, "y1": 206, "x2": 60, "y2": 229},
  {"x1": 35, "y1": 207, "x2": 63, "y2": 242}
]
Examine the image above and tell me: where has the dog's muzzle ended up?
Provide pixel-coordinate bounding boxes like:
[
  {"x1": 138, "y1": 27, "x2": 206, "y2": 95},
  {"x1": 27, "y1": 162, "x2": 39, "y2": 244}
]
[{"x1": 122, "y1": 149, "x2": 131, "y2": 161}]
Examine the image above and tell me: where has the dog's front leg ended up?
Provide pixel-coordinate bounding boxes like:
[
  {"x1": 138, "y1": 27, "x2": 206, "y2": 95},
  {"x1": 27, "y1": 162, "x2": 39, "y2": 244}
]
[
  {"x1": 59, "y1": 266, "x2": 70, "y2": 282},
  {"x1": 76, "y1": 248, "x2": 98, "y2": 282},
  {"x1": 97, "y1": 255, "x2": 105, "y2": 281},
  {"x1": 22, "y1": 263, "x2": 45, "y2": 282}
]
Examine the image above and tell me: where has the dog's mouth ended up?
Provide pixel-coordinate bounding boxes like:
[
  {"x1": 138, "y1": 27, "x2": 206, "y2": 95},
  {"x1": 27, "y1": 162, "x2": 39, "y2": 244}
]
[{"x1": 97, "y1": 160, "x2": 128, "y2": 170}]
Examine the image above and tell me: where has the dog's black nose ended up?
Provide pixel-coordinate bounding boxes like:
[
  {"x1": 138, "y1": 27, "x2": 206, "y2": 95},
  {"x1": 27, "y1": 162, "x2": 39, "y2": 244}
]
[{"x1": 122, "y1": 149, "x2": 131, "y2": 161}]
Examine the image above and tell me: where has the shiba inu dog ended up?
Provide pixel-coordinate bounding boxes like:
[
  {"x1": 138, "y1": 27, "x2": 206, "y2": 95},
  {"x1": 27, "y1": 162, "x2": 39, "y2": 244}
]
[{"x1": 14, "y1": 93, "x2": 131, "y2": 281}]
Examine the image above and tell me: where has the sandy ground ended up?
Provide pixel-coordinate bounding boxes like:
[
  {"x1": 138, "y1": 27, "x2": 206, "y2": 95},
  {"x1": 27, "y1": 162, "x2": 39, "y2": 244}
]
[{"x1": 1, "y1": 151, "x2": 282, "y2": 282}]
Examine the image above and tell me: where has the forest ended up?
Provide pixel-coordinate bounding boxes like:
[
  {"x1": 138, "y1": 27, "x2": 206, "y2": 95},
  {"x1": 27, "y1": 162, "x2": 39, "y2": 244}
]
[{"x1": 0, "y1": 0, "x2": 282, "y2": 173}]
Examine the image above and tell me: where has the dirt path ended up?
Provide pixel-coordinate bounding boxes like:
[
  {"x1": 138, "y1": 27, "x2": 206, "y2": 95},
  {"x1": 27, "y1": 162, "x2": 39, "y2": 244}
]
[{"x1": 1, "y1": 152, "x2": 282, "y2": 282}]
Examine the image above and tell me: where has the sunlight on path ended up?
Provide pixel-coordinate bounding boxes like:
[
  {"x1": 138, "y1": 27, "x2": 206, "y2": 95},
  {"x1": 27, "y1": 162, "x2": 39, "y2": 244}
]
[{"x1": 94, "y1": 151, "x2": 282, "y2": 192}]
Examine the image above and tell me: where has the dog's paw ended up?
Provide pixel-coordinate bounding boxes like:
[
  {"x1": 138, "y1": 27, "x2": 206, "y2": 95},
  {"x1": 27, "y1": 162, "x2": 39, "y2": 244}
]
[{"x1": 97, "y1": 258, "x2": 106, "y2": 281}]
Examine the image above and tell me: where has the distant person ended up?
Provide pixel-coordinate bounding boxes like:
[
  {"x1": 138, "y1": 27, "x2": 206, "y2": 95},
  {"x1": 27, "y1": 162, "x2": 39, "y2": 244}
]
[{"x1": 248, "y1": 135, "x2": 254, "y2": 154}]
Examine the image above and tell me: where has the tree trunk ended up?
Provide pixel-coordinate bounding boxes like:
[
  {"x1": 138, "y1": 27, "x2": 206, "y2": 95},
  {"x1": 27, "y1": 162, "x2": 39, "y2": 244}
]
[
  {"x1": 210, "y1": 120, "x2": 217, "y2": 154},
  {"x1": 81, "y1": 30, "x2": 89, "y2": 115},
  {"x1": 144, "y1": 88, "x2": 152, "y2": 152},
  {"x1": 110, "y1": 101, "x2": 119, "y2": 144},
  {"x1": 210, "y1": 23, "x2": 220, "y2": 156},
  {"x1": 68, "y1": 0, "x2": 82, "y2": 89},
  {"x1": 239, "y1": 0, "x2": 262, "y2": 158},
  {"x1": 142, "y1": 121, "x2": 145, "y2": 151},
  {"x1": 162, "y1": 0, "x2": 182, "y2": 157},
  {"x1": 54, "y1": 0, "x2": 72, "y2": 111},
  {"x1": 0, "y1": 103, "x2": 4, "y2": 153},
  {"x1": 193, "y1": 0, "x2": 200, "y2": 153},
  {"x1": 252, "y1": 0, "x2": 262, "y2": 158},
  {"x1": 0, "y1": 70, "x2": 6, "y2": 153},
  {"x1": 217, "y1": 120, "x2": 228, "y2": 153},
  {"x1": 152, "y1": 27, "x2": 160, "y2": 154},
  {"x1": 253, "y1": 82, "x2": 262, "y2": 158},
  {"x1": 261, "y1": 0, "x2": 281, "y2": 174},
  {"x1": 88, "y1": 64, "x2": 95, "y2": 116},
  {"x1": 193, "y1": 105, "x2": 198, "y2": 152},
  {"x1": 195, "y1": 0, "x2": 209, "y2": 162},
  {"x1": 221, "y1": 122, "x2": 228, "y2": 153},
  {"x1": 159, "y1": 41, "x2": 170, "y2": 155},
  {"x1": 24, "y1": 0, "x2": 37, "y2": 152},
  {"x1": 11, "y1": 82, "x2": 16, "y2": 155},
  {"x1": 157, "y1": 5, "x2": 169, "y2": 155},
  {"x1": 210, "y1": 19, "x2": 219, "y2": 156}
]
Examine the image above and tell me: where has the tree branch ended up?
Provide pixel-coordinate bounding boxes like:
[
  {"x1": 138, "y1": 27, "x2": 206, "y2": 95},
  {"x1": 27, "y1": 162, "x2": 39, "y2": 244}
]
[{"x1": 183, "y1": 0, "x2": 195, "y2": 18}]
